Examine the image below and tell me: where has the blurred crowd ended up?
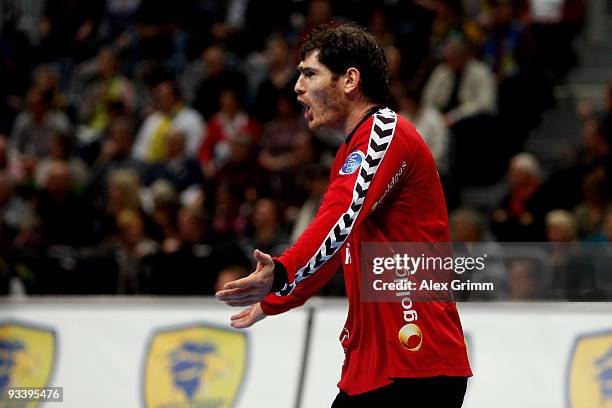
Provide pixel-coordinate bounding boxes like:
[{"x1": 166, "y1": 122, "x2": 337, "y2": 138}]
[{"x1": 0, "y1": 0, "x2": 610, "y2": 299}]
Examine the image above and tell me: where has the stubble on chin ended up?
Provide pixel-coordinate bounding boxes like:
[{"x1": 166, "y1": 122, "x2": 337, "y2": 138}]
[{"x1": 311, "y1": 88, "x2": 345, "y2": 132}]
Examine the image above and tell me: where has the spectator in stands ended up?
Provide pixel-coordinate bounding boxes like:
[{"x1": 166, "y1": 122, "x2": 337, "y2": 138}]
[
  {"x1": 37, "y1": 0, "x2": 105, "y2": 62},
  {"x1": 545, "y1": 208, "x2": 606, "y2": 300},
  {"x1": 215, "y1": 130, "x2": 269, "y2": 204},
  {"x1": 574, "y1": 167, "x2": 611, "y2": 239},
  {"x1": 252, "y1": 35, "x2": 298, "y2": 122},
  {"x1": 114, "y1": 208, "x2": 158, "y2": 294},
  {"x1": 224, "y1": 0, "x2": 293, "y2": 55},
  {"x1": 133, "y1": 79, "x2": 204, "y2": 162},
  {"x1": 148, "y1": 205, "x2": 219, "y2": 295},
  {"x1": 87, "y1": 118, "x2": 144, "y2": 209},
  {"x1": 144, "y1": 129, "x2": 206, "y2": 194},
  {"x1": 91, "y1": 168, "x2": 142, "y2": 241},
  {"x1": 106, "y1": 169, "x2": 141, "y2": 217},
  {"x1": 491, "y1": 152, "x2": 548, "y2": 241},
  {"x1": 34, "y1": 131, "x2": 89, "y2": 189},
  {"x1": 580, "y1": 118, "x2": 612, "y2": 170},
  {"x1": 544, "y1": 209, "x2": 578, "y2": 298},
  {"x1": 132, "y1": 0, "x2": 190, "y2": 65},
  {"x1": 192, "y1": 46, "x2": 248, "y2": 120},
  {"x1": 423, "y1": 37, "x2": 496, "y2": 128},
  {"x1": 241, "y1": 198, "x2": 289, "y2": 259},
  {"x1": 450, "y1": 207, "x2": 486, "y2": 243},
  {"x1": 211, "y1": 182, "x2": 248, "y2": 240},
  {"x1": 482, "y1": 0, "x2": 532, "y2": 84},
  {"x1": 289, "y1": 164, "x2": 328, "y2": 243},
  {"x1": 422, "y1": 0, "x2": 484, "y2": 61},
  {"x1": 78, "y1": 48, "x2": 136, "y2": 136},
  {"x1": 144, "y1": 179, "x2": 179, "y2": 243},
  {"x1": 199, "y1": 88, "x2": 260, "y2": 178},
  {"x1": 385, "y1": 46, "x2": 404, "y2": 92},
  {"x1": 450, "y1": 207, "x2": 508, "y2": 298},
  {"x1": 482, "y1": 0, "x2": 541, "y2": 150},
  {"x1": 546, "y1": 209, "x2": 577, "y2": 243},
  {"x1": 508, "y1": 259, "x2": 544, "y2": 299},
  {"x1": 291, "y1": 130, "x2": 327, "y2": 169},
  {"x1": 258, "y1": 90, "x2": 308, "y2": 173},
  {"x1": 422, "y1": 37, "x2": 498, "y2": 185},
  {"x1": 298, "y1": 0, "x2": 334, "y2": 45},
  {"x1": 369, "y1": 9, "x2": 395, "y2": 47},
  {"x1": 9, "y1": 87, "x2": 72, "y2": 172},
  {"x1": 34, "y1": 161, "x2": 89, "y2": 246},
  {"x1": 98, "y1": 0, "x2": 142, "y2": 45},
  {"x1": 0, "y1": 133, "x2": 21, "y2": 178},
  {"x1": 92, "y1": 118, "x2": 141, "y2": 170},
  {"x1": 261, "y1": 129, "x2": 328, "y2": 207},
  {"x1": 0, "y1": 172, "x2": 33, "y2": 247},
  {"x1": 527, "y1": 0, "x2": 586, "y2": 83},
  {"x1": 543, "y1": 117, "x2": 612, "y2": 211},
  {"x1": 31, "y1": 66, "x2": 68, "y2": 115}
]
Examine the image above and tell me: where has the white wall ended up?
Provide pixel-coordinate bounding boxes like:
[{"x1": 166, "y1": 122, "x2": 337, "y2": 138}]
[{"x1": 1, "y1": 299, "x2": 611, "y2": 408}]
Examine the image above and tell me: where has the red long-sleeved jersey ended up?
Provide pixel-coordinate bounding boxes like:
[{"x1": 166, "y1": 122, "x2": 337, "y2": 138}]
[{"x1": 261, "y1": 107, "x2": 472, "y2": 395}]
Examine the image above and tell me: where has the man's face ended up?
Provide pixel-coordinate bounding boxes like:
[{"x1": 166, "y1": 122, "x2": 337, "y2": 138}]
[
  {"x1": 154, "y1": 82, "x2": 177, "y2": 114},
  {"x1": 294, "y1": 50, "x2": 346, "y2": 131}
]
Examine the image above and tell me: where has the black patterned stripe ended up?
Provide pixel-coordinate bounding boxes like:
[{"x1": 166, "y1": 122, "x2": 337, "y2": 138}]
[{"x1": 276, "y1": 108, "x2": 398, "y2": 296}]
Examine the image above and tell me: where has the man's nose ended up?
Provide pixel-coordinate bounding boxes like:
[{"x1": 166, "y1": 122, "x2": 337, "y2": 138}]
[{"x1": 294, "y1": 76, "x2": 305, "y2": 95}]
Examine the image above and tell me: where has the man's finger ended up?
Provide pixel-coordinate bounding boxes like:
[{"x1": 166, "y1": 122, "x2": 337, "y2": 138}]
[
  {"x1": 225, "y1": 299, "x2": 259, "y2": 307},
  {"x1": 231, "y1": 318, "x2": 253, "y2": 329},
  {"x1": 231, "y1": 308, "x2": 252, "y2": 321},
  {"x1": 223, "y1": 275, "x2": 260, "y2": 290},
  {"x1": 216, "y1": 287, "x2": 257, "y2": 301},
  {"x1": 216, "y1": 287, "x2": 250, "y2": 296}
]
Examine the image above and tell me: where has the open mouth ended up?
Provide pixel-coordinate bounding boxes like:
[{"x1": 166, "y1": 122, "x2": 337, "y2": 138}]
[{"x1": 298, "y1": 99, "x2": 312, "y2": 119}]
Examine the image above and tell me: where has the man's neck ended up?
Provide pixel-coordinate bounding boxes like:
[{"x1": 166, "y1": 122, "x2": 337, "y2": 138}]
[{"x1": 343, "y1": 102, "x2": 379, "y2": 135}]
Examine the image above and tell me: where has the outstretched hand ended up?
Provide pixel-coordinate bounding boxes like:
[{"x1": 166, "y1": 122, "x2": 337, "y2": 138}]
[
  {"x1": 230, "y1": 303, "x2": 266, "y2": 329},
  {"x1": 215, "y1": 249, "x2": 275, "y2": 307}
]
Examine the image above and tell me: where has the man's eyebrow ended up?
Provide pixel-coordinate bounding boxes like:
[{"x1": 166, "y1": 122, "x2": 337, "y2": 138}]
[{"x1": 297, "y1": 66, "x2": 317, "y2": 73}]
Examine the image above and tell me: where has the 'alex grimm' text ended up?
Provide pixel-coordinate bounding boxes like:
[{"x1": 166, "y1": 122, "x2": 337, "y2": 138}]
[{"x1": 372, "y1": 278, "x2": 494, "y2": 292}]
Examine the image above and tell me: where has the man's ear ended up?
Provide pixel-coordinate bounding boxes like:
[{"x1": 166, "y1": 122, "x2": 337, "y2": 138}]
[{"x1": 343, "y1": 67, "x2": 361, "y2": 95}]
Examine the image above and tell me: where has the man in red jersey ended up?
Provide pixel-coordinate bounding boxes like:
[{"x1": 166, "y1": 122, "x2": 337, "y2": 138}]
[{"x1": 216, "y1": 23, "x2": 472, "y2": 406}]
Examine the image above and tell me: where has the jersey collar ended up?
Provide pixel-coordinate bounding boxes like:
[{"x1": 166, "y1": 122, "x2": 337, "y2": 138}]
[{"x1": 344, "y1": 104, "x2": 385, "y2": 146}]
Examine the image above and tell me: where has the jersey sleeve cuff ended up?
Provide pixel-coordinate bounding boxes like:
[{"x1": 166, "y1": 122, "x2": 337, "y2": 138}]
[{"x1": 271, "y1": 258, "x2": 289, "y2": 293}]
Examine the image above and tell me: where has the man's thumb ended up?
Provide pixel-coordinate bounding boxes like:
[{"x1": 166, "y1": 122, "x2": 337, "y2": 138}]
[{"x1": 254, "y1": 249, "x2": 272, "y2": 265}]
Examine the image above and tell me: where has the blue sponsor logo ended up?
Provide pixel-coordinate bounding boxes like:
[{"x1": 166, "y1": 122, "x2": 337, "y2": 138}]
[{"x1": 340, "y1": 151, "x2": 365, "y2": 175}]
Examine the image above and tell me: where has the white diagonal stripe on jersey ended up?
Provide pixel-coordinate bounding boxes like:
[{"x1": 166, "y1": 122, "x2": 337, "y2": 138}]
[{"x1": 276, "y1": 109, "x2": 398, "y2": 296}]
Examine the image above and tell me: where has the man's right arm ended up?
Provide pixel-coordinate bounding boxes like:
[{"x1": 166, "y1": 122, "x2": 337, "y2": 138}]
[
  {"x1": 261, "y1": 254, "x2": 342, "y2": 315},
  {"x1": 227, "y1": 255, "x2": 341, "y2": 328}
]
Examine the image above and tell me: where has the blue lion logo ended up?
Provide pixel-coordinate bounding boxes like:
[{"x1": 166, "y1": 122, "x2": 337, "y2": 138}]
[
  {"x1": 0, "y1": 339, "x2": 24, "y2": 390},
  {"x1": 595, "y1": 348, "x2": 612, "y2": 404},
  {"x1": 168, "y1": 341, "x2": 216, "y2": 401}
]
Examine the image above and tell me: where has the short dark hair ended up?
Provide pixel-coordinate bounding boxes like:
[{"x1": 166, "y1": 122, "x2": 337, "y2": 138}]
[{"x1": 300, "y1": 23, "x2": 389, "y2": 104}]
